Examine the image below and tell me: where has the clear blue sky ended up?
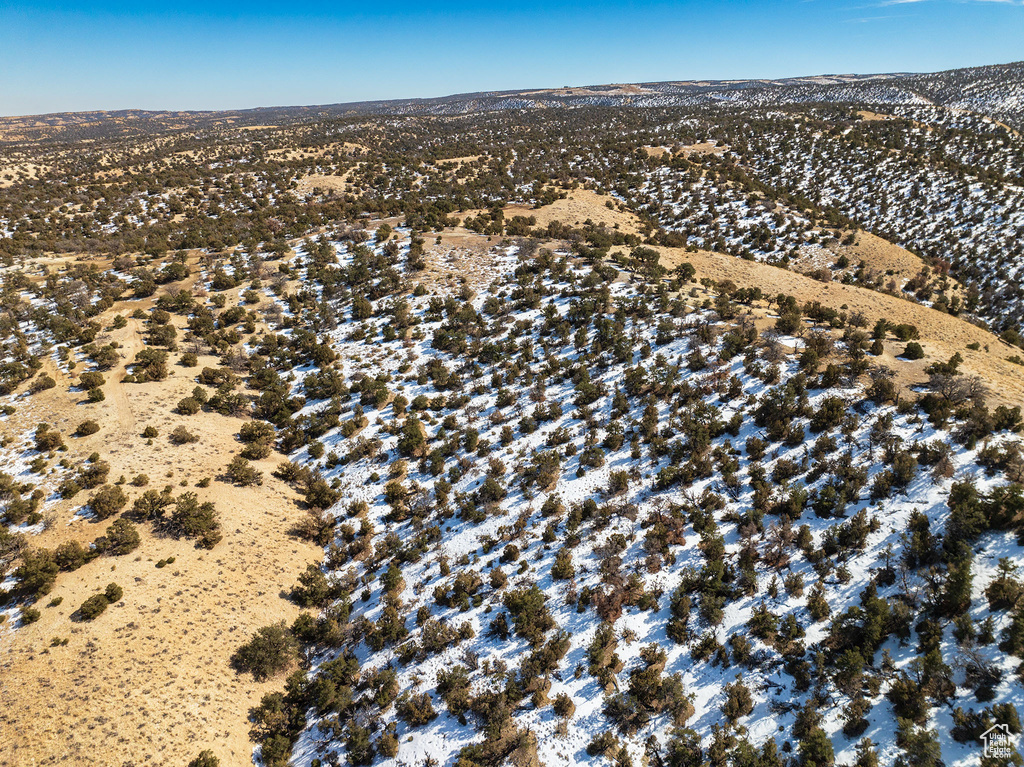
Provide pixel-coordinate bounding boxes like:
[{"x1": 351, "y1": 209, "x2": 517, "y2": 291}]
[{"x1": 1, "y1": 0, "x2": 1022, "y2": 116}]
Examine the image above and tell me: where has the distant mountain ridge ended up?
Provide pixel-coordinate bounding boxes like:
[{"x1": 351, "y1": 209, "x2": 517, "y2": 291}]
[
  {"x1": 2, "y1": 60, "x2": 1023, "y2": 141},
  {"x1": 336, "y1": 60, "x2": 1024, "y2": 127}
]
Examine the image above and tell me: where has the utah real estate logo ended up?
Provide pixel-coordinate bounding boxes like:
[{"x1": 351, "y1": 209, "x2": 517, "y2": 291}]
[{"x1": 982, "y1": 723, "x2": 1016, "y2": 759}]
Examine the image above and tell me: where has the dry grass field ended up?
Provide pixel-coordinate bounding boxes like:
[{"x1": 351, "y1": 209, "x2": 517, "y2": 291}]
[
  {"x1": 502, "y1": 189, "x2": 641, "y2": 235},
  {"x1": 0, "y1": 161, "x2": 50, "y2": 187},
  {"x1": 296, "y1": 173, "x2": 352, "y2": 196},
  {"x1": 0, "y1": 269, "x2": 321, "y2": 767}
]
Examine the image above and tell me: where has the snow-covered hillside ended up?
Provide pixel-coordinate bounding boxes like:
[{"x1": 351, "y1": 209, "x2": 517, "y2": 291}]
[
  {"x1": 245, "y1": 235, "x2": 1024, "y2": 767},
  {"x1": 332, "y1": 61, "x2": 1024, "y2": 132}
]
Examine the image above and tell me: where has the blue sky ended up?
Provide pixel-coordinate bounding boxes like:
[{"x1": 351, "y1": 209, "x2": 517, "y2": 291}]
[{"x1": 1, "y1": 0, "x2": 1022, "y2": 115}]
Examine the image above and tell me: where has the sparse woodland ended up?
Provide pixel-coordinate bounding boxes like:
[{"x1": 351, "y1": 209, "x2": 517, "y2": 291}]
[{"x1": 0, "y1": 62, "x2": 1024, "y2": 767}]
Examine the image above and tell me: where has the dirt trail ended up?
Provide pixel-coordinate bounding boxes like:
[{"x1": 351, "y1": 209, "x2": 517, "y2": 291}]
[{"x1": 106, "y1": 317, "x2": 142, "y2": 445}]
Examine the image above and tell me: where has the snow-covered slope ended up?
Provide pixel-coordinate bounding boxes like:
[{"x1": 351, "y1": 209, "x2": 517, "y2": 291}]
[{"x1": 249, "y1": 236, "x2": 1024, "y2": 767}]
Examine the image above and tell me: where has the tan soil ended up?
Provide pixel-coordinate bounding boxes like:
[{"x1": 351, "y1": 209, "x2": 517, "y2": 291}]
[
  {"x1": 643, "y1": 142, "x2": 728, "y2": 159},
  {"x1": 502, "y1": 189, "x2": 641, "y2": 236},
  {"x1": 675, "y1": 142, "x2": 727, "y2": 158},
  {"x1": 642, "y1": 146, "x2": 671, "y2": 159},
  {"x1": 856, "y1": 110, "x2": 891, "y2": 122},
  {"x1": 296, "y1": 172, "x2": 352, "y2": 196},
  {"x1": 834, "y1": 230, "x2": 928, "y2": 282},
  {"x1": 0, "y1": 162, "x2": 49, "y2": 187},
  {"x1": 269, "y1": 142, "x2": 364, "y2": 161},
  {"x1": 0, "y1": 271, "x2": 322, "y2": 767},
  {"x1": 419, "y1": 232, "x2": 511, "y2": 293},
  {"x1": 433, "y1": 155, "x2": 481, "y2": 166}
]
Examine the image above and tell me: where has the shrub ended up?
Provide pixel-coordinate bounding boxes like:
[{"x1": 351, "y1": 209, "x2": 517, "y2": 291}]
[
  {"x1": 58, "y1": 478, "x2": 82, "y2": 499},
  {"x1": 170, "y1": 425, "x2": 198, "y2": 444},
  {"x1": 29, "y1": 375, "x2": 56, "y2": 393},
  {"x1": 722, "y1": 677, "x2": 754, "y2": 721},
  {"x1": 171, "y1": 492, "x2": 221, "y2": 547},
  {"x1": 21, "y1": 607, "x2": 41, "y2": 624},
  {"x1": 79, "y1": 371, "x2": 105, "y2": 389},
  {"x1": 893, "y1": 324, "x2": 920, "y2": 341},
  {"x1": 231, "y1": 621, "x2": 297, "y2": 680},
  {"x1": 902, "y1": 342, "x2": 925, "y2": 360},
  {"x1": 607, "y1": 470, "x2": 630, "y2": 496},
  {"x1": 291, "y1": 563, "x2": 334, "y2": 608},
  {"x1": 55, "y1": 540, "x2": 90, "y2": 571},
  {"x1": 436, "y1": 666, "x2": 472, "y2": 716},
  {"x1": 551, "y1": 549, "x2": 574, "y2": 580},
  {"x1": 187, "y1": 751, "x2": 219, "y2": 767},
  {"x1": 586, "y1": 732, "x2": 619, "y2": 757},
  {"x1": 79, "y1": 459, "x2": 110, "y2": 489},
  {"x1": 226, "y1": 455, "x2": 263, "y2": 486},
  {"x1": 241, "y1": 441, "x2": 272, "y2": 460},
  {"x1": 34, "y1": 424, "x2": 65, "y2": 452},
  {"x1": 78, "y1": 593, "x2": 111, "y2": 620},
  {"x1": 89, "y1": 484, "x2": 127, "y2": 519},
  {"x1": 104, "y1": 518, "x2": 141, "y2": 555},
  {"x1": 396, "y1": 692, "x2": 438, "y2": 727},
  {"x1": 239, "y1": 420, "x2": 275, "y2": 443},
  {"x1": 87, "y1": 388, "x2": 105, "y2": 402},
  {"x1": 142, "y1": 425, "x2": 158, "y2": 438},
  {"x1": 130, "y1": 348, "x2": 168, "y2": 382},
  {"x1": 15, "y1": 548, "x2": 60, "y2": 597},
  {"x1": 176, "y1": 397, "x2": 202, "y2": 415},
  {"x1": 503, "y1": 585, "x2": 555, "y2": 645},
  {"x1": 553, "y1": 693, "x2": 576, "y2": 718},
  {"x1": 799, "y1": 727, "x2": 836, "y2": 767},
  {"x1": 74, "y1": 420, "x2": 100, "y2": 437},
  {"x1": 397, "y1": 415, "x2": 426, "y2": 457}
]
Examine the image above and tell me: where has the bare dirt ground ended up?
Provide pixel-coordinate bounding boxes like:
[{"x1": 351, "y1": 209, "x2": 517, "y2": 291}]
[
  {"x1": 788, "y1": 229, "x2": 960, "y2": 297},
  {"x1": 642, "y1": 146, "x2": 671, "y2": 159},
  {"x1": 503, "y1": 189, "x2": 641, "y2": 235},
  {"x1": 420, "y1": 232, "x2": 512, "y2": 293},
  {"x1": 834, "y1": 230, "x2": 929, "y2": 282},
  {"x1": 676, "y1": 142, "x2": 727, "y2": 158},
  {"x1": 856, "y1": 110, "x2": 892, "y2": 122},
  {"x1": 0, "y1": 275, "x2": 321, "y2": 767},
  {"x1": 269, "y1": 142, "x2": 364, "y2": 161},
  {"x1": 0, "y1": 161, "x2": 50, "y2": 187},
  {"x1": 296, "y1": 172, "x2": 353, "y2": 196},
  {"x1": 432, "y1": 155, "x2": 481, "y2": 166}
]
